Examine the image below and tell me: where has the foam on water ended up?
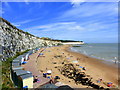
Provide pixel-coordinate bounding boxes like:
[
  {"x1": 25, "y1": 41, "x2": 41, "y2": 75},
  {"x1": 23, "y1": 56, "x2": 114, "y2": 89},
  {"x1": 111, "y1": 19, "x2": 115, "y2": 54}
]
[{"x1": 70, "y1": 43, "x2": 118, "y2": 64}]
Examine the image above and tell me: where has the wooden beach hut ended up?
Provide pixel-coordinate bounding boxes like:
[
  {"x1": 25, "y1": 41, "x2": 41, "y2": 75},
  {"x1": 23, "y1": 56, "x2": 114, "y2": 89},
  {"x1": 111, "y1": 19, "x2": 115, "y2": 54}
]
[
  {"x1": 13, "y1": 69, "x2": 33, "y2": 88},
  {"x1": 16, "y1": 55, "x2": 25, "y2": 59},
  {"x1": 12, "y1": 66, "x2": 24, "y2": 71},
  {"x1": 27, "y1": 50, "x2": 33, "y2": 55},
  {"x1": 12, "y1": 59, "x2": 21, "y2": 63},
  {"x1": 19, "y1": 73, "x2": 33, "y2": 88},
  {"x1": 25, "y1": 53, "x2": 29, "y2": 60},
  {"x1": 11, "y1": 66, "x2": 24, "y2": 86},
  {"x1": 12, "y1": 62, "x2": 20, "y2": 67}
]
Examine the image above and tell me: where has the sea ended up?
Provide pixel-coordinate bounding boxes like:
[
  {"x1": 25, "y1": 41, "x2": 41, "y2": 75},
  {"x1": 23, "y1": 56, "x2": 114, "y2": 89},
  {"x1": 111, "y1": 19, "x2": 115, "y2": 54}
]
[{"x1": 70, "y1": 43, "x2": 119, "y2": 64}]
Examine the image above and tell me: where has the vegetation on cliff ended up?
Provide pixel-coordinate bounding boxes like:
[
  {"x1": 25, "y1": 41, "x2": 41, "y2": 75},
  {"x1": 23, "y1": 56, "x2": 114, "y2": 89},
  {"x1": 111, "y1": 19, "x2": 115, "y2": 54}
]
[
  {"x1": 40, "y1": 37, "x2": 83, "y2": 42},
  {"x1": 0, "y1": 17, "x2": 35, "y2": 37}
]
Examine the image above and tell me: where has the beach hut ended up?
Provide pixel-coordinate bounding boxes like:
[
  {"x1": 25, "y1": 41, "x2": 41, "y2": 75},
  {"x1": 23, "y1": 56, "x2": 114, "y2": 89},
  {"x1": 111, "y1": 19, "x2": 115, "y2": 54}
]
[
  {"x1": 11, "y1": 66, "x2": 24, "y2": 86},
  {"x1": 16, "y1": 55, "x2": 25, "y2": 59},
  {"x1": 28, "y1": 50, "x2": 33, "y2": 55},
  {"x1": 14, "y1": 69, "x2": 31, "y2": 77},
  {"x1": 18, "y1": 73, "x2": 33, "y2": 88},
  {"x1": 12, "y1": 66, "x2": 24, "y2": 71},
  {"x1": 13, "y1": 59, "x2": 21, "y2": 63},
  {"x1": 25, "y1": 53, "x2": 29, "y2": 60},
  {"x1": 32, "y1": 49, "x2": 37, "y2": 53},
  {"x1": 13, "y1": 70, "x2": 33, "y2": 88},
  {"x1": 12, "y1": 62, "x2": 20, "y2": 67},
  {"x1": 20, "y1": 57, "x2": 25, "y2": 64},
  {"x1": 36, "y1": 47, "x2": 40, "y2": 51}
]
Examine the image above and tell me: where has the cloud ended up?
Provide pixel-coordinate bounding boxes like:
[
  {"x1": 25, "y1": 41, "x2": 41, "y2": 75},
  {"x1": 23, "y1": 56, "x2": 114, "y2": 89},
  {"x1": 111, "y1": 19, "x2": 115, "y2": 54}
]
[
  {"x1": 3, "y1": 2, "x2": 116, "y2": 42},
  {"x1": 24, "y1": 22, "x2": 85, "y2": 32},
  {"x1": 16, "y1": 20, "x2": 33, "y2": 24},
  {"x1": 60, "y1": 2, "x2": 117, "y2": 20},
  {"x1": 12, "y1": 23, "x2": 21, "y2": 27},
  {"x1": 24, "y1": 20, "x2": 117, "y2": 34},
  {"x1": 0, "y1": 9, "x2": 5, "y2": 14},
  {"x1": 2, "y1": 2, "x2": 12, "y2": 14},
  {"x1": 21, "y1": 2, "x2": 117, "y2": 42},
  {"x1": 70, "y1": 0, "x2": 86, "y2": 7},
  {"x1": 13, "y1": 18, "x2": 41, "y2": 27},
  {"x1": 24, "y1": 0, "x2": 29, "y2": 5},
  {"x1": 12, "y1": 20, "x2": 32, "y2": 27},
  {"x1": 23, "y1": 18, "x2": 117, "y2": 41}
]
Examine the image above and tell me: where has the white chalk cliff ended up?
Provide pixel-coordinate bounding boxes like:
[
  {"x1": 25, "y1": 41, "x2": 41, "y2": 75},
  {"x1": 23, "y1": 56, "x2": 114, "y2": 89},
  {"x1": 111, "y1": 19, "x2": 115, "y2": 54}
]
[{"x1": 0, "y1": 17, "x2": 61, "y2": 61}]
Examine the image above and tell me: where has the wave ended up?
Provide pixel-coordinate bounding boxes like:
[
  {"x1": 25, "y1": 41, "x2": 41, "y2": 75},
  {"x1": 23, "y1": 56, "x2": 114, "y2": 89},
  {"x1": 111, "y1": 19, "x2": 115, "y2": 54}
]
[{"x1": 70, "y1": 43, "x2": 118, "y2": 64}]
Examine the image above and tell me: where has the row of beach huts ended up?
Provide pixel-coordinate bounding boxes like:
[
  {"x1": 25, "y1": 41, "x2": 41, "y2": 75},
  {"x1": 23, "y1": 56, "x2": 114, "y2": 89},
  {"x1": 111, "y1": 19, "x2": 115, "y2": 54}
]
[{"x1": 11, "y1": 48, "x2": 40, "y2": 88}]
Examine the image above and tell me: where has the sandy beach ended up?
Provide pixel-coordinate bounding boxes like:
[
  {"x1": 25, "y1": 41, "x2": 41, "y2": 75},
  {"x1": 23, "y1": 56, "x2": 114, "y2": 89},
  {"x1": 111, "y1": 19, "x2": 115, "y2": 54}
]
[{"x1": 36, "y1": 45, "x2": 118, "y2": 89}]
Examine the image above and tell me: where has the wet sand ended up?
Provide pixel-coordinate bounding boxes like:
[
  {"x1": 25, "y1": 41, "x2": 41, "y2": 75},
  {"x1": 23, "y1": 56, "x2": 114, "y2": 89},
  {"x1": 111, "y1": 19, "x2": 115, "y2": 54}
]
[{"x1": 36, "y1": 45, "x2": 119, "y2": 88}]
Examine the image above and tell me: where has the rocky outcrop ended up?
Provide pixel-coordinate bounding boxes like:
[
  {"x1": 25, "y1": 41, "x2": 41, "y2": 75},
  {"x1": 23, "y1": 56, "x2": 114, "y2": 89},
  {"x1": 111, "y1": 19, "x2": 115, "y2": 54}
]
[{"x1": 0, "y1": 17, "x2": 62, "y2": 61}]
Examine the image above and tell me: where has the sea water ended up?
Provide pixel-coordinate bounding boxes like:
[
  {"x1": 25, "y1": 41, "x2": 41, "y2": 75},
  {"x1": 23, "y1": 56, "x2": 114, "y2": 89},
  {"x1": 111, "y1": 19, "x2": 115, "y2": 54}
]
[{"x1": 70, "y1": 43, "x2": 119, "y2": 63}]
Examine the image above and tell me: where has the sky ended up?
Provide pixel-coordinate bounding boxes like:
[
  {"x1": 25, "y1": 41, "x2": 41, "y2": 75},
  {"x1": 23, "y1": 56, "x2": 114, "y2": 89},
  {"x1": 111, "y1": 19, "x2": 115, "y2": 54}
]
[{"x1": 1, "y1": 1, "x2": 118, "y2": 43}]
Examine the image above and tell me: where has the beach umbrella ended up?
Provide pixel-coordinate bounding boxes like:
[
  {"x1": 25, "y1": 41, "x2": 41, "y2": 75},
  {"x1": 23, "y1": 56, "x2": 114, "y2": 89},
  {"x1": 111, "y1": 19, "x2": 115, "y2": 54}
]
[{"x1": 47, "y1": 70, "x2": 52, "y2": 74}]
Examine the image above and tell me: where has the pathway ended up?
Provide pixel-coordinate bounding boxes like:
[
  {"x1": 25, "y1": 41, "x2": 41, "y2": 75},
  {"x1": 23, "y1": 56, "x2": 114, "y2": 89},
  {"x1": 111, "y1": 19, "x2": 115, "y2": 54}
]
[{"x1": 22, "y1": 49, "x2": 50, "y2": 88}]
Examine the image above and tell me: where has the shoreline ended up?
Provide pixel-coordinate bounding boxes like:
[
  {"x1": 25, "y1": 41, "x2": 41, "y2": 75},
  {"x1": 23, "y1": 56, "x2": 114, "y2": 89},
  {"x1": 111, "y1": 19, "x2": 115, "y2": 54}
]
[
  {"x1": 68, "y1": 45, "x2": 118, "y2": 69},
  {"x1": 36, "y1": 45, "x2": 119, "y2": 88}
]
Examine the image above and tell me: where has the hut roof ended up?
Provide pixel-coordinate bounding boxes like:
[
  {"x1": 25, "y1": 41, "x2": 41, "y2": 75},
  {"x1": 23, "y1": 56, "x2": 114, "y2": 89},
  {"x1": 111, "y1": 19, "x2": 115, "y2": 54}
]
[
  {"x1": 12, "y1": 62, "x2": 20, "y2": 67},
  {"x1": 12, "y1": 66, "x2": 24, "y2": 71},
  {"x1": 20, "y1": 73, "x2": 33, "y2": 79},
  {"x1": 16, "y1": 55, "x2": 25, "y2": 59},
  {"x1": 12, "y1": 59, "x2": 21, "y2": 63},
  {"x1": 15, "y1": 69, "x2": 32, "y2": 76}
]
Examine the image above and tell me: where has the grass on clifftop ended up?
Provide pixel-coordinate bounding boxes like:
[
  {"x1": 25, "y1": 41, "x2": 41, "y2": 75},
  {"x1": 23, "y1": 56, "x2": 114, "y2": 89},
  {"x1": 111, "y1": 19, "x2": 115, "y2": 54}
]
[{"x1": 2, "y1": 49, "x2": 30, "y2": 89}]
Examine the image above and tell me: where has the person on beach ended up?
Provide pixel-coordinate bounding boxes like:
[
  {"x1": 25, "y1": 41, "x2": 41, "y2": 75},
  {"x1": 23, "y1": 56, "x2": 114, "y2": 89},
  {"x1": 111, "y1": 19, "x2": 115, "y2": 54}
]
[
  {"x1": 37, "y1": 53, "x2": 41, "y2": 58},
  {"x1": 49, "y1": 77, "x2": 54, "y2": 84},
  {"x1": 43, "y1": 72, "x2": 47, "y2": 78},
  {"x1": 97, "y1": 79, "x2": 102, "y2": 83},
  {"x1": 107, "y1": 82, "x2": 113, "y2": 87},
  {"x1": 33, "y1": 76, "x2": 39, "y2": 83},
  {"x1": 82, "y1": 67, "x2": 86, "y2": 71},
  {"x1": 77, "y1": 58, "x2": 80, "y2": 60}
]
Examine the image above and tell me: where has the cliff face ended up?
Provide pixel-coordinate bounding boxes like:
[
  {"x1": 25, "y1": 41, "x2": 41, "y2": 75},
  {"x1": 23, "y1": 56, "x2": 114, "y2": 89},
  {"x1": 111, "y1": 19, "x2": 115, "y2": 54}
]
[{"x1": 0, "y1": 18, "x2": 61, "y2": 61}]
